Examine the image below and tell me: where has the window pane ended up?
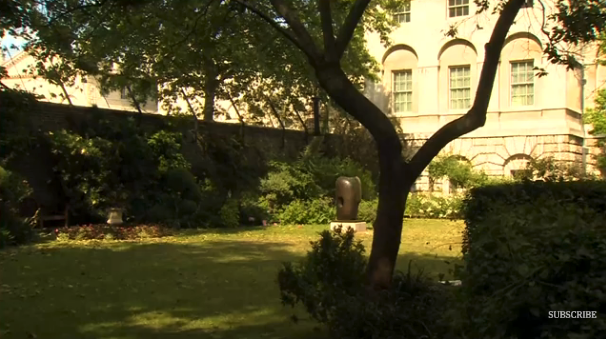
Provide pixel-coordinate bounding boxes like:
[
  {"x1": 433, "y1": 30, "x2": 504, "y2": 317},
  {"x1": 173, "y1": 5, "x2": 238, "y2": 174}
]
[
  {"x1": 392, "y1": 70, "x2": 413, "y2": 113},
  {"x1": 511, "y1": 61, "x2": 534, "y2": 106}
]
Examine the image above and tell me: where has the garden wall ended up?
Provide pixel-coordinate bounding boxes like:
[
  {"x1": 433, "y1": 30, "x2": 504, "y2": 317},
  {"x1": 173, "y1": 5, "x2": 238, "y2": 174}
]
[{"x1": 4, "y1": 102, "x2": 345, "y2": 209}]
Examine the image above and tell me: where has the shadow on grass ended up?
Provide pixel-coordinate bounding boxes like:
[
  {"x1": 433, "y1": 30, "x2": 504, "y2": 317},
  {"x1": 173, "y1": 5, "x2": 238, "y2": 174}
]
[{"x1": 0, "y1": 237, "x2": 461, "y2": 339}]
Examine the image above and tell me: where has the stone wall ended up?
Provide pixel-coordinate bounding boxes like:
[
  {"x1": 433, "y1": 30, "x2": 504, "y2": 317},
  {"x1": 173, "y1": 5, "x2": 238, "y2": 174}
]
[
  {"x1": 405, "y1": 133, "x2": 604, "y2": 194},
  {"x1": 4, "y1": 102, "x2": 338, "y2": 209}
]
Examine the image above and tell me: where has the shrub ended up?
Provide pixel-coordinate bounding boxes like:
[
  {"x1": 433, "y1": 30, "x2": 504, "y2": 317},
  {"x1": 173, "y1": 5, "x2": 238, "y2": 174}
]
[
  {"x1": 54, "y1": 224, "x2": 170, "y2": 241},
  {"x1": 357, "y1": 199, "x2": 378, "y2": 225},
  {"x1": 0, "y1": 166, "x2": 36, "y2": 248},
  {"x1": 462, "y1": 180, "x2": 606, "y2": 255},
  {"x1": 219, "y1": 198, "x2": 240, "y2": 228},
  {"x1": 459, "y1": 180, "x2": 606, "y2": 339},
  {"x1": 239, "y1": 193, "x2": 270, "y2": 225},
  {"x1": 278, "y1": 227, "x2": 454, "y2": 339},
  {"x1": 279, "y1": 197, "x2": 335, "y2": 225},
  {"x1": 405, "y1": 194, "x2": 463, "y2": 219}
]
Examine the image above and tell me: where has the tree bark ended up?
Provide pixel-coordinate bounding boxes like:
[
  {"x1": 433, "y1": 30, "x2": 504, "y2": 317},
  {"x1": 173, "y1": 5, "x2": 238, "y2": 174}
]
[
  {"x1": 314, "y1": 63, "x2": 409, "y2": 289},
  {"x1": 202, "y1": 79, "x2": 218, "y2": 122},
  {"x1": 202, "y1": 59, "x2": 219, "y2": 122},
  {"x1": 242, "y1": 0, "x2": 527, "y2": 290}
]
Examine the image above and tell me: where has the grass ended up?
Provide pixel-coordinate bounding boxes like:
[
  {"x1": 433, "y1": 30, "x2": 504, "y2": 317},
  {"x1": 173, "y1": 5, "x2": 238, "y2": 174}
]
[{"x1": 0, "y1": 219, "x2": 464, "y2": 339}]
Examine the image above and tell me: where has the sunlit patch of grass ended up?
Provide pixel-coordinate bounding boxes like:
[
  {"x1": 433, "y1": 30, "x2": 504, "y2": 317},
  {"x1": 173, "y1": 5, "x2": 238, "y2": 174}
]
[{"x1": 0, "y1": 219, "x2": 463, "y2": 339}]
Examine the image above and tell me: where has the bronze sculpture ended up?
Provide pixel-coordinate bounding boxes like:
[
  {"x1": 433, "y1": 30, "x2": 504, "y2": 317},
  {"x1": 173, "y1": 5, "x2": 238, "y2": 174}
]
[{"x1": 335, "y1": 176, "x2": 362, "y2": 221}]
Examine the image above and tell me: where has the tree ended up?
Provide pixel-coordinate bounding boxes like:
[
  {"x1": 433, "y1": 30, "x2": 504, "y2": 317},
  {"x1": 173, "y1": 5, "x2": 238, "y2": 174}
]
[
  {"x1": 4, "y1": 0, "x2": 387, "y2": 125},
  {"x1": 233, "y1": 0, "x2": 606, "y2": 290},
  {"x1": 5, "y1": 0, "x2": 605, "y2": 290},
  {"x1": 585, "y1": 88, "x2": 606, "y2": 173}
]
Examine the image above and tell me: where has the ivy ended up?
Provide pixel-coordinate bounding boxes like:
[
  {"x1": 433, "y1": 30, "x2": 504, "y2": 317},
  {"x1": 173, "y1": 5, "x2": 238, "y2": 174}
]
[
  {"x1": 427, "y1": 154, "x2": 491, "y2": 190},
  {"x1": 585, "y1": 88, "x2": 606, "y2": 172}
]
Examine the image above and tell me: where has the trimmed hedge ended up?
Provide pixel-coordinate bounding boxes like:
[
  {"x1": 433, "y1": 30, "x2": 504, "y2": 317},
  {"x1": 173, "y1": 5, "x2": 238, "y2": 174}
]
[{"x1": 459, "y1": 180, "x2": 606, "y2": 339}]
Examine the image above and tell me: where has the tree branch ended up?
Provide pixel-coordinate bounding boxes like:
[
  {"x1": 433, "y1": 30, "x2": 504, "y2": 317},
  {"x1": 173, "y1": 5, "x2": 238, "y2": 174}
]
[
  {"x1": 406, "y1": 0, "x2": 526, "y2": 180},
  {"x1": 267, "y1": 98, "x2": 285, "y2": 130},
  {"x1": 318, "y1": 0, "x2": 337, "y2": 61},
  {"x1": 180, "y1": 87, "x2": 199, "y2": 133},
  {"x1": 232, "y1": 0, "x2": 321, "y2": 63},
  {"x1": 334, "y1": 0, "x2": 372, "y2": 61},
  {"x1": 126, "y1": 84, "x2": 143, "y2": 114},
  {"x1": 268, "y1": 0, "x2": 323, "y2": 63}
]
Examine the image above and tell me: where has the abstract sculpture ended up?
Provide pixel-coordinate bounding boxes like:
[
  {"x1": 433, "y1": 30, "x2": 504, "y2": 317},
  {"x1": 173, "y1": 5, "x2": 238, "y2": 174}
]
[
  {"x1": 330, "y1": 176, "x2": 367, "y2": 232},
  {"x1": 335, "y1": 176, "x2": 362, "y2": 221}
]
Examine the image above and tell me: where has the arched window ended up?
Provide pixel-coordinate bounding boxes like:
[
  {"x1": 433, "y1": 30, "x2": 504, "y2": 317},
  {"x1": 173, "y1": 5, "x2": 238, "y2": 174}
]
[
  {"x1": 503, "y1": 153, "x2": 533, "y2": 178},
  {"x1": 437, "y1": 39, "x2": 478, "y2": 112},
  {"x1": 382, "y1": 45, "x2": 419, "y2": 114}
]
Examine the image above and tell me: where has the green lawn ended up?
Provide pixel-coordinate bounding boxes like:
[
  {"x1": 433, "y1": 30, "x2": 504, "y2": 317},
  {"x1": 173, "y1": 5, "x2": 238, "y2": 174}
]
[{"x1": 0, "y1": 219, "x2": 464, "y2": 339}]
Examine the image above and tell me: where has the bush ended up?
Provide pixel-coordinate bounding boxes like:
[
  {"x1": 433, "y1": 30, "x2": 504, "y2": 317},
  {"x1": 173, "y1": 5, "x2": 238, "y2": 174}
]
[
  {"x1": 219, "y1": 198, "x2": 240, "y2": 228},
  {"x1": 357, "y1": 199, "x2": 378, "y2": 225},
  {"x1": 278, "y1": 227, "x2": 454, "y2": 339},
  {"x1": 279, "y1": 197, "x2": 335, "y2": 225},
  {"x1": 239, "y1": 192, "x2": 270, "y2": 225},
  {"x1": 462, "y1": 180, "x2": 606, "y2": 255},
  {"x1": 405, "y1": 194, "x2": 463, "y2": 219},
  {"x1": 0, "y1": 166, "x2": 36, "y2": 248},
  {"x1": 54, "y1": 224, "x2": 170, "y2": 241},
  {"x1": 459, "y1": 180, "x2": 606, "y2": 339}
]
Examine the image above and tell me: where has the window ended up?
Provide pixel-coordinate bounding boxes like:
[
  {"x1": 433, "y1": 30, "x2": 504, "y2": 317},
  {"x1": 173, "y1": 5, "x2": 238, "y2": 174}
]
[
  {"x1": 449, "y1": 66, "x2": 471, "y2": 110},
  {"x1": 394, "y1": 1, "x2": 411, "y2": 23},
  {"x1": 393, "y1": 70, "x2": 413, "y2": 113},
  {"x1": 511, "y1": 61, "x2": 534, "y2": 106},
  {"x1": 120, "y1": 87, "x2": 129, "y2": 99},
  {"x1": 448, "y1": 0, "x2": 469, "y2": 17}
]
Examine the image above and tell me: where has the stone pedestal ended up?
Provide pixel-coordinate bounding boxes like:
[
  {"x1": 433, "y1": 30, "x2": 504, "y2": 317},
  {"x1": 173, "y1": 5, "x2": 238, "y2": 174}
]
[
  {"x1": 330, "y1": 221, "x2": 367, "y2": 232},
  {"x1": 107, "y1": 208, "x2": 124, "y2": 225}
]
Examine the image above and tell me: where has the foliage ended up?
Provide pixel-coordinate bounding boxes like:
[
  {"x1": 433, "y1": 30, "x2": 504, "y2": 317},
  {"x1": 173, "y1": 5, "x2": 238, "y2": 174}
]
[
  {"x1": 46, "y1": 119, "x2": 201, "y2": 225},
  {"x1": 462, "y1": 180, "x2": 606, "y2": 255},
  {"x1": 358, "y1": 194, "x2": 466, "y2": 223},
  {"x1": 584, "y1": 88, "x2": 606, "y2": 173},
  {"x1": 278, "y1": 197, "x2": 335, "y2": 225},
  {"x1": 258, "y1": 141, "x2": 375, "y2": 222},
  {"x1": 459, "y1": 180, "x2": 606, "y2": 339},
  {"x1": 54, "y1": 224, "x2": 170, "y2": 241},
  {"x1": 428, "y1": 154, "x2": 492, "y2": 190},
  {"x1": 0, "y1": 87, "x2": 40, "y2": 163},
  {"x1": 406, "y1": 194, "x2": 464, "y2": 219},
  {"x1": 47, "y1": 130, "x2": 115, "y2": 216},
  {"x1": 298, "y1": 143, "x2": 376, "y2": 200},
  {"x1": 0, "y1": 166, "x2": 37, "y2": 248},
  {"x1": 278, "y1": 227, "x2": 454, "y2": 339},
  {"x1": 6, "y1": 0, "x2": 396, "y2": 125},
  {"x1": 357, "y1": 199, "x2": 378, "y2": 225},
  {"x1": 219, "y1": 197, "x2": 240, "y2": 228},
  {"x1": 513, "y1": 156, "x2": 586, "y2": 181}
]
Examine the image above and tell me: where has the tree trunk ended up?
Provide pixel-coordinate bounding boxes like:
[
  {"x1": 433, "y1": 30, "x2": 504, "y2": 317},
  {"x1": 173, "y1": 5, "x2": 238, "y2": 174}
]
[
  {"x1": 315, "y1": 63, "x2": 408, "y2": 289},
  {"x1": 366, "y1": 154, "x2": 410, "y2": 290},
  {"x1": 203, "y1": 78, "x2": 218, "y2": 122},
  {"x1": 202, "y1": 58, "x2": 219, "y2": 122}
]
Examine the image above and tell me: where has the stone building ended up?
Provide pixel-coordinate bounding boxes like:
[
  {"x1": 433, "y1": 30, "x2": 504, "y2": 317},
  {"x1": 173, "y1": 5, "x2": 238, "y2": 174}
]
[
  {"x1": 0, "y1": 50, "x2": 158, "y2": 113},
  {"x1": 364, "y1": 0, "x2": 606, "y2": 192}
]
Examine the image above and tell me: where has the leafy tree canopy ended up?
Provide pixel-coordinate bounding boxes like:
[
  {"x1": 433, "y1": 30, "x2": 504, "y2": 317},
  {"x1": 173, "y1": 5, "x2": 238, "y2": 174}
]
[{"x1": 1, "y1": 0, "x2": 402, "y2": 123}]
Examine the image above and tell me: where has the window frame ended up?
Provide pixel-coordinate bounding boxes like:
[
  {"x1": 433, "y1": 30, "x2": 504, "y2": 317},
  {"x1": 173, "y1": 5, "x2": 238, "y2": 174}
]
[
  {"x1": 394, "y1": 1, "x2": 411, "y2": 23},
  {"x1": 448, "y1": 65, "x2": 472, "y2": 111},
  {"x1": 510, "y1": 60, "x2": 535, "y2": 107},
  {"x1": 448, "y1": 0, "x2": 470, "y2": 18},
  {"x1": 392, "y1": 70, "x2": 413, "y2": 113}
]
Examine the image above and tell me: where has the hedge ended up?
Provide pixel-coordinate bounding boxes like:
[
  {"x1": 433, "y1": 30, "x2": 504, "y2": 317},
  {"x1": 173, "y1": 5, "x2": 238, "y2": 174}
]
[{"x1": 458, "y1": 180, "x2": 606, "y2": 339}]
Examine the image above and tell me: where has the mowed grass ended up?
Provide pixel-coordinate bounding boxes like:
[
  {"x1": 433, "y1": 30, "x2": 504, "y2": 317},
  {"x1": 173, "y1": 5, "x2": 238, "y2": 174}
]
[{"x1": 0, "y1": 219, "x2": 464, "y2": 339}]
